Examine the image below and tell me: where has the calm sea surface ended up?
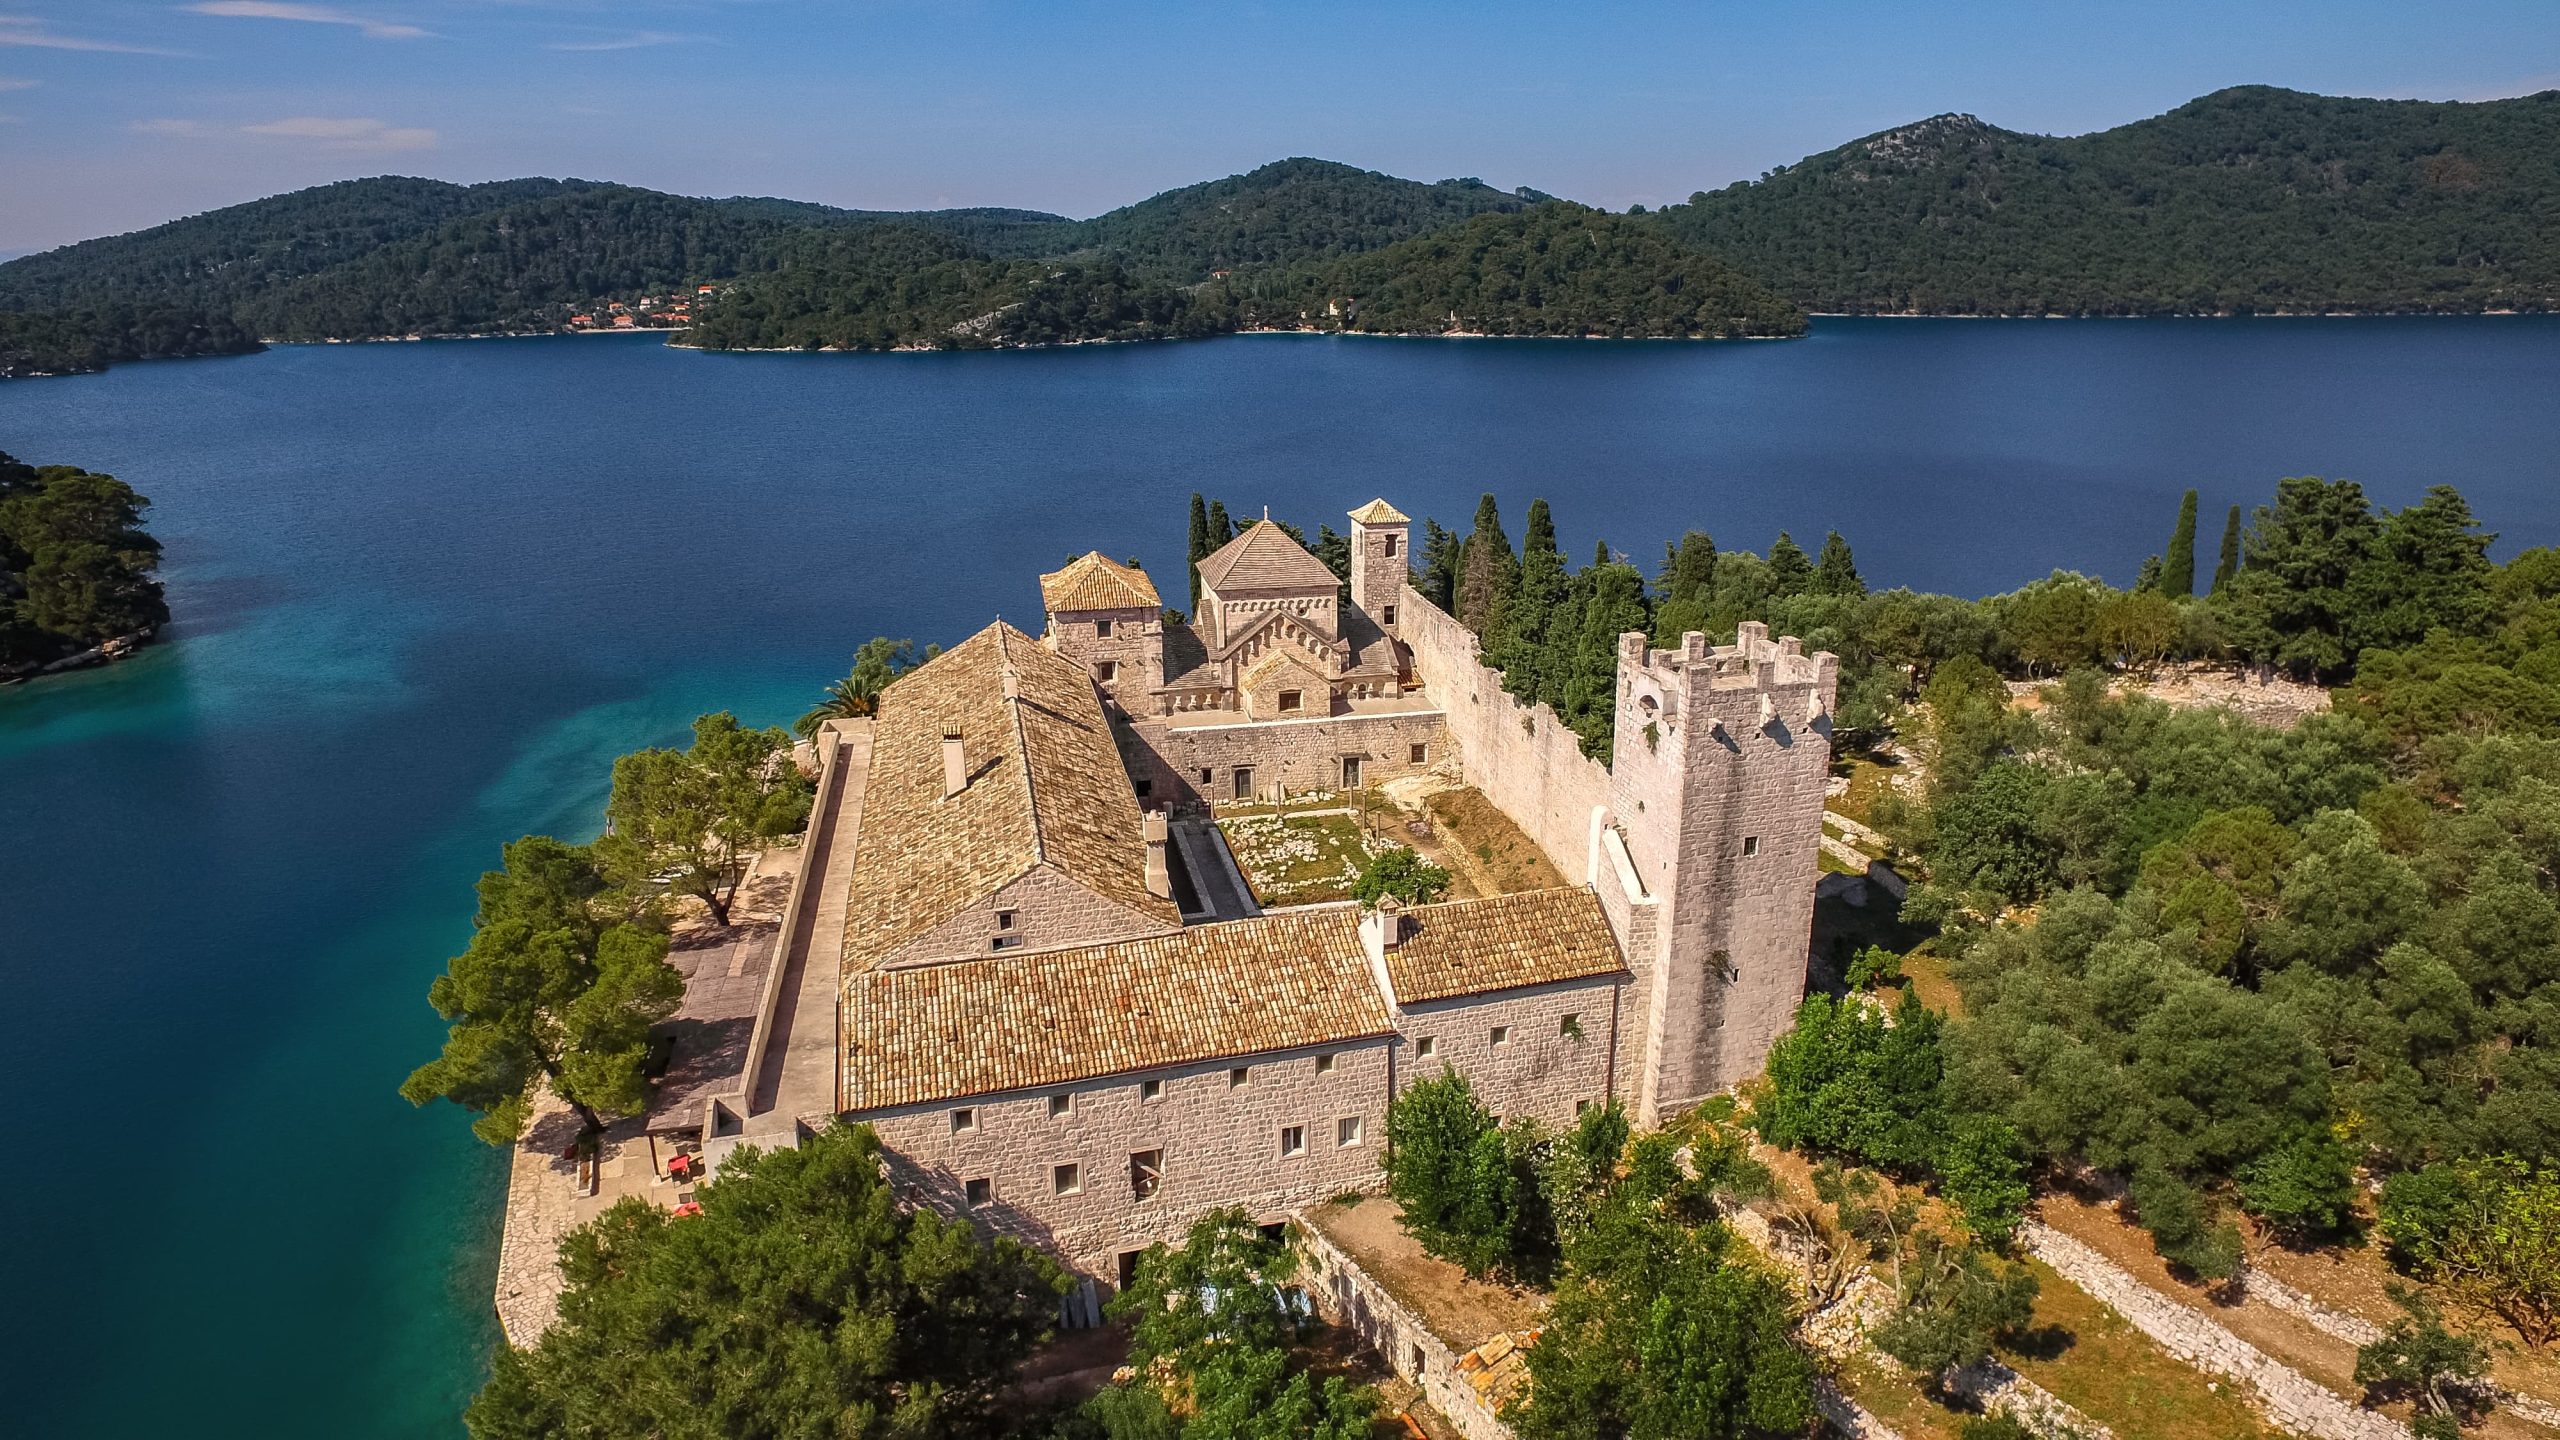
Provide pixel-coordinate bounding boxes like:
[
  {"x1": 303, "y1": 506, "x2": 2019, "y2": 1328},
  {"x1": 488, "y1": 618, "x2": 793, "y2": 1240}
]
[{"x1": 5, "y1": 318, "x2": 2559, "y2": 1437}]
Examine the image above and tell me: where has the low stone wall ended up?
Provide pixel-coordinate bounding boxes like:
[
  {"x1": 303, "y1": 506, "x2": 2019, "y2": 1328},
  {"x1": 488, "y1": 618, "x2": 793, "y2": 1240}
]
[
  {"x1": 1295, "y1": 1218, "x2": 1513, "y2": 1440},
  {"x1": 1129, "y1": 708, "x2": 1446, "y2": 807},
  {"x1": 2021, "y1": 1222, "x2": 2410, "y2": 1440}
]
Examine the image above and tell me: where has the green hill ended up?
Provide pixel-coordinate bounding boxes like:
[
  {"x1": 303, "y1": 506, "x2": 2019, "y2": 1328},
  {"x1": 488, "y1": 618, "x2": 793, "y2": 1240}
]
[{"x1": 1658, "y1": 85, "x2": 2560, "y2": 314}]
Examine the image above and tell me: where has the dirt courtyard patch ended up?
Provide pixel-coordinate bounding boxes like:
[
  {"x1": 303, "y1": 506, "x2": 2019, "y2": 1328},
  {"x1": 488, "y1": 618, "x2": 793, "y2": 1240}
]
[{"x1": 1302, "y1": 1196, "x2": 1546, "y2": 1354}]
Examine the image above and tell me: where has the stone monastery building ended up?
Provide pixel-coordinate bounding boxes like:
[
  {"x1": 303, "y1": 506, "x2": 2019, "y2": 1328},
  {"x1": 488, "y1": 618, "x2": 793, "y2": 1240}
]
[{"x1": 722, "y1": 498, "x2": 1838, "y2": 1290}]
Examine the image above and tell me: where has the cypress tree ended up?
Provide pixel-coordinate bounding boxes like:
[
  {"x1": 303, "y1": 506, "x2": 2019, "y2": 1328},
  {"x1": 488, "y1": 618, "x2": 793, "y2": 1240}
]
[
  {"x1": 1767, "y1": 532, "x2": 1813, "y2": 596},
  {"x1": 2162, "y1": 489, "x2": 2199, "y2": 597},
  {"x1": 1205, "y1": 499, "x2": 1235, "y2": 549},
  {"x1": 1419, "y1": 519, "x2": 1462, "y2": 613},
  {"x1": 1457, "y1": 494, "x2": 1518, "y2": 639},
  {"x1": 1813, "y1": 530, "x2": 1865, "y2": 597},
  {"x1": 1653, "y1": 530, "x2": 1718, "y2": 645},
  {"x1": 1565, "y1": 557, "x2": 1650, "y2": 760},
  {"x1": 2212, "y1": 504, "x2": 2242, "y2": 594},
  {"x1": 1186, "y1": 492, "x2": 1210, "y2": 614},
  {"x1": 1497, "y1": 499, "x2": 1566, "y2": 701}
]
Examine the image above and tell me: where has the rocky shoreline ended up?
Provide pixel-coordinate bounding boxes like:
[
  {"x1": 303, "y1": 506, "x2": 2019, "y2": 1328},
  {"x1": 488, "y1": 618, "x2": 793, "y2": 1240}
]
[{"x1": 0, "y1": 628, "x2": 156, "y2": 686}]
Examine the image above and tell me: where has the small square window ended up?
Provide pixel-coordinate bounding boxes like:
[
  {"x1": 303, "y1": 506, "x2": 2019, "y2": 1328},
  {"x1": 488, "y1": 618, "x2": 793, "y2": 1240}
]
[
  {"x1": 964, "y1": 1176, "x2": 992, "y2": 1207},
  {"x1": 1096, "y1": 660, "x2": 1118, "y2": 682},
  {"x1": 1135, "y1": 776, "x2": 1153, "y2": 798},
  {"x1": 1053, "y1": 1163, "x2": 1082, "y2": 1195},
  {"x1": 1560, "y1": 1013, "x2": 1582, "y2": 1038},
  {"x1": 1141, "y1": 1078, "x2": 1163, "y2": 1101},
  {"x1": 1382, "y1": 604, "x2": 1399, "y2": 626},
  {"x1": 1741, "y1": 835, "x2": 1760, "y2": 857},
  {"x1": 950, "y1": 1107, "x2": 976, "y2": 1133},
  {"x1": 1415, "y1": 1036, "x2": 1436, "y2": 1060},
  {"x1": 1048, "y1": 1093, "x2": 1073, "y2": 1119},
  {"x1": 1490, "y1": 1025, "x2": 1511, "y2": 1048},
  {"x1": 1230, "y1": 1066, "x2": 1250, "y2": 1088},
  {"x1": 1280, "y1": 1125, "x2": 1306, "y2": 1157},
  {"x1": 1576, "y1": 1099, "x2": 1595, "y2": 1117},
  {"x1": 1337, "y1": 1116, "x2": 1364, "y2": 1147},
  {"x1": 1095, "y1": 618, "x2": 1114, "y2": 638},
  {"x1": 1409, "y1": 742, "x2": 1427, "y2": 764},
  {"x1": 1314, "y1": 1053, "x2": 1336, "y2": 1076},
  {"x1": 1278, "y1": 689, "x2": 1303, "y2": 712}
]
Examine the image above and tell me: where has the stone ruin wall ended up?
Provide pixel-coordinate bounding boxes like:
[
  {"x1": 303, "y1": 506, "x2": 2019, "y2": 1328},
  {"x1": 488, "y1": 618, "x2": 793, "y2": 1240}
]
[
  {"x1": 1298, "y1": 1219, "x2": 1515, "y2": 1440},
  {"x1": 1124, "y1": 709, "x2": 1447, "y2": 809}
]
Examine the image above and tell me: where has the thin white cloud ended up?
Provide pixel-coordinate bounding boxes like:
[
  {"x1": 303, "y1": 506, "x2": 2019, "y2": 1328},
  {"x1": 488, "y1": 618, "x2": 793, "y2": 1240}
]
[
  {"x1": 131, "y1": 116, "x2": 208, "y2": 135},
  {"x1": 547, "y1": 30, "x2": 699, "y2": 52},
  {"x1": 241, "y1": 114, "x2": 437, "y2": 150},
  {"x1": 0, "y1": 15, "x2": 190, "y2": 53},
  {"x1": 0, "y1": 75, "x2": 36, "y2": 90},
  {"x1": 183, "y1": 2, "x2": 431, "y2": 41}
]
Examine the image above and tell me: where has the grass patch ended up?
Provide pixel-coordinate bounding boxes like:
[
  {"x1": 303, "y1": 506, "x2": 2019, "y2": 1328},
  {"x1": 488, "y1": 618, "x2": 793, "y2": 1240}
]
[
  {"x1": 1829, "y1": 752, "x2": 1906, "y2": 830},
  {"x1": 1422, "y1": 787, "x2": 1563, "y2": 895},
  {"x1": 1219, "y1": 809, "x2": 1390, "y2": 906},
  {"x1": 1992, "y1": 1257, "x2": 2284, "y2": 1440}
]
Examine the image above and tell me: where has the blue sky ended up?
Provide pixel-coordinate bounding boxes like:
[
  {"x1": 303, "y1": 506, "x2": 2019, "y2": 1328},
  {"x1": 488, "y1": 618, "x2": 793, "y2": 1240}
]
[{"x1": 1, "y1": 0, "x2": 2554, "y2": 255}]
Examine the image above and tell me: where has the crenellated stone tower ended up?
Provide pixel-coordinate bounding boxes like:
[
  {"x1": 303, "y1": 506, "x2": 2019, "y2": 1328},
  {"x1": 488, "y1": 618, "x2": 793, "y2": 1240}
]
[{"x1": 1602, "y1": 622, "x2": 1837, "y2": 1120}]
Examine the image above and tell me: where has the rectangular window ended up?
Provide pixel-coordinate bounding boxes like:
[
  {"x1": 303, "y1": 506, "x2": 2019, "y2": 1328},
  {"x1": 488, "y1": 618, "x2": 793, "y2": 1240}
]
[
  {"x1": 1280, "y1": 1125, "x2": 1306, "y2": 1157},
  {"x1": 1382, "y1": 604, "x2": 1398, "y2": 626},
  {"x1": 1490, "y1": 1025, "x2": 1511, "y2": 1048},
  {"x1": 1141, "y1": 1078, "x2": 1163, "y2": 1101},
  {"x1": 990, "y1": 935, "x2": 1022, "y2": 952},
  {"x1": 1094, "y1": 618, "x2": 1113, "y2": 638},
  {"x1": 1741, "y1": 835, "x2": 1760, "y2": 857},
  {"x1": 1384, "y1": 534, "x2": 1400, "y2": 559},
  {"x1": 1560, "y1": 1013, "x2": 1582, "y2": 1038},
  {"x1": 1231, "y1": 767, "x2": 1253, "y2": 800},
  {"x1": 1415, "y1": 1036, "x2": 1435, "y2": 1060},
  {"x1": 995, "y1": 909, "x2": 1016, "y2": 931},
  {"x1": 1278, "y1": 690, "x2": 1302, "y2": 712},
  {"x1": 1198, "y1": 767, "x2": 1213, "y2": 786},
  {"x1": 1229, "y1": 1066, "x2": 1250, "y2": 1088},
  {"x1": 1341, "y1": 756, "x2": 1361, "y2": 788},
  {"x1": 1409, "y1": 742, "x2": 1427, "y2": 764},
  {"x1": 1314, "y1": 1052, "x2": 1336, "y2": 1076},
  {"x1": 1095, "y1": 660, "x2": 1118, "y2": 682},
  {"x1": 1130, "y1": 1149, "x2": 1163, "y2": 1201},
  {"x1": 964, "y1": 1176, "x2": 992, "y2": 1207},
  {"x1": 1053, "y1": 1163, "x2": 1082, "y2": 1196},
  {"x1": 950, "y1": 1107, "x2": 975, "y2": 1133},
  {"x1": 1048, "y1": 1093, "x2": 1073, "y2": 1119},
  {"x1": 1576, "y1": 1099, "x2": 1595, "y2": 1117},
  {"x1": 1337, "y1": 1116, "x2": 1364, "y2": 1147}
]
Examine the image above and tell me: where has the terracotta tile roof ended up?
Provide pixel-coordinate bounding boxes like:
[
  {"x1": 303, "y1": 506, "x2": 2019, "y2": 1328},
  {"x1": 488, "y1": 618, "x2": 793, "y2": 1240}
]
[
  {"x1": 843, "y1": 910, "x2": 1395, "y2": 1109},
  {"x1": 838, "y1": 622, "x2": 1178, "y2": 969},
  {"x1": 1039, "y1": 552, "x2": 1160, "y2": 613},
  {"x1": 1347, "y1": 498, "x2": 1411, "y2": 525},
  {"x1": 1384, "y1": 888, "x2": 1627, "y2": 1005},
  {"x1": 1198, "y1": 520, "x2": 1342, "y2": 595}
]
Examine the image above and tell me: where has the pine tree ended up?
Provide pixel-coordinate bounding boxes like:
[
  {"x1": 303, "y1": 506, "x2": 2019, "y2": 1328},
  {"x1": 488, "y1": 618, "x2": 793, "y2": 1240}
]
[
  {"x1": 1813, "y1": 530, "x2": 1865, "y2": 597},
  {"x1": 1186, "y1": 492, "x2": 1210, "y2": 614},
  {"x1": 1767, "y1": 531, "x2": 1813, "y2": 596},
  {"x1": 1457, "y1": 494, "x2": 1518, "y2": 639},
  {"x1": 2212, "y1": 504, "x2": 2242, "y2": 594},
  {"x1": 1495, "y1": 499, "x2": 1566, "y2": 701},
  {"x1": 2163, "y1": 489, "x2": 2200, "y2": 597}
]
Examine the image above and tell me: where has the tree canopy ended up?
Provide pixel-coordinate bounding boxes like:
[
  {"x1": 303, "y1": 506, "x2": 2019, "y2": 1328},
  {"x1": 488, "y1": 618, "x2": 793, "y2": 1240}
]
[{"x1": 0, "y1": 452, "x2": 170, "y2": 670}]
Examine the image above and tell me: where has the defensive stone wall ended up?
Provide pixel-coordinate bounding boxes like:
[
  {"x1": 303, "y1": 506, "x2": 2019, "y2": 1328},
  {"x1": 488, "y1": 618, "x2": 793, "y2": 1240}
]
[
  {"x1": 862, "y1": 1039, "x2": 1395, "y2": 1279},
  {"x1": 1396, "y1": 585, "x2": 1611, "y2": 880}
]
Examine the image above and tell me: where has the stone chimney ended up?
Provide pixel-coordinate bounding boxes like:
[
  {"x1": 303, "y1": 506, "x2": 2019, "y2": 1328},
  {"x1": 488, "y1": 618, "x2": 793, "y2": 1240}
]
[
  {"x1": 1358, "y1": 894, "x2": 1405, "y2": 966},
  {"x1": 1142, "y1": 812, "x2": 1171, "y2": 900},
  {"x1": 942, "y1": 732, "x2": 966, "y2": 798}
]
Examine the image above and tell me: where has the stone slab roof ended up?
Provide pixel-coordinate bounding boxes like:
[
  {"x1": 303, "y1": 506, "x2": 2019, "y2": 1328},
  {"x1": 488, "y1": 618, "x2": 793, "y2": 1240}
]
[
  {"x1": 838, "y1": 621, "x2": 1178, "y2": 969},
  {"x1": 1198, "y1": 520, "x2": 1342, "y2": 596},
  {"x1": 1040, "y1": 552, "x2": 1160, "y2": 614},
  {"x1": 1385, "y1": 888, "x2": 1627, "y2": 1005},
  {"x1": 842, "y1": 910, "x2": 1396, "y2": 1109},
  {"x1": 1347, "y1": 498, "x2": 1410, "y2": 525}
]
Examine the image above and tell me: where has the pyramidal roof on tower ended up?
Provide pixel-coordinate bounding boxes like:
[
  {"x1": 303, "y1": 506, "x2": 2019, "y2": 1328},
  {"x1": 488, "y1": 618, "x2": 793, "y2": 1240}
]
[
  {"x1": 1039, "y1": 551, "x2": 1160, "y2": 613},
  {"x1": 1196, "y1": 519, "x2": 1341, "y2": 594},
  {"x1": 1347, "y1": 498, "x2": 1410, "y2": 526}
]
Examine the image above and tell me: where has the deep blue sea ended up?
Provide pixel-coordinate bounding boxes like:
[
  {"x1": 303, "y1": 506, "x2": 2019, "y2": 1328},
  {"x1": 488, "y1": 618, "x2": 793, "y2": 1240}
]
[{"x1": 5, "y1": 318, "x2": 2559, "y2": 1437}]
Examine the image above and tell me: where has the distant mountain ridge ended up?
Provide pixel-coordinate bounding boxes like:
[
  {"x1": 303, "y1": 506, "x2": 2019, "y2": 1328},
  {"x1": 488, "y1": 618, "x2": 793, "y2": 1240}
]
[
  {"x1": 5, "y1": 86, "x2": 2553, "y2": 374},
  {"x1": 1660, "y1": 85, "x2": 2560, "y2": 314}
]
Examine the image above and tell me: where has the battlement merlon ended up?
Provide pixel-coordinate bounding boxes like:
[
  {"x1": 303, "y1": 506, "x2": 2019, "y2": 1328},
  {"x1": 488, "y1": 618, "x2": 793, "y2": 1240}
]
[{"x1": 1615, "y1": 623, "x2": 1840, "y2": 736}]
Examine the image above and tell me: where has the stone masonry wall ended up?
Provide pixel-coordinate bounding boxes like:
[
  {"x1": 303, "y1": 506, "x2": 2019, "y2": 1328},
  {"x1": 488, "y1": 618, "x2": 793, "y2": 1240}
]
[
  {"x1": 1046, "y1": 606, "x2": 1164, "y2": 714},
  {"x1": 881, "y1": 864, "x2": 1173, "y2": 968},
  {"x1": 1396, "y1": 976, "x2": 1625, "y2": 1132},
  {"x1": 861, "y1": 1039, "x2": 1394, "y2": 1280},
  {"x1": 1129, "y1": 709, "x2": 1447, "y2": 807},
  {"x1": 1298, "y1": 1220, "x2": 1513, "y2": 1440}
]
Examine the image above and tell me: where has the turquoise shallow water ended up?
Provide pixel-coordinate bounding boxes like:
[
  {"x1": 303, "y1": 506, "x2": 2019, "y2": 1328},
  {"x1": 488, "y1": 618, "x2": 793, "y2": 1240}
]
[{"x1": 4, "y1": 319, "x2": 2559, "y2": 1437}]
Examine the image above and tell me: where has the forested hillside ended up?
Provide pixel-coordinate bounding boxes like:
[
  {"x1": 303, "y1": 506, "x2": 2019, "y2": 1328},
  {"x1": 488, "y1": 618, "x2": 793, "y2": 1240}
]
[
  {"x1": 1660, "y1": 85, "x2": 2560, "y2": 314},
  {"x1": 0, "y1": 305, "x2": 259, "y2": 378}
]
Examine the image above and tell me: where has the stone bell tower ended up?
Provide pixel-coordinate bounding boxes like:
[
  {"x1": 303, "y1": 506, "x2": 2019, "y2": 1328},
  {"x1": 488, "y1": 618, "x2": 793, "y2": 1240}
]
[{"x1": 1346, "y1": 498, "x2": 1411, "y2": 634}]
